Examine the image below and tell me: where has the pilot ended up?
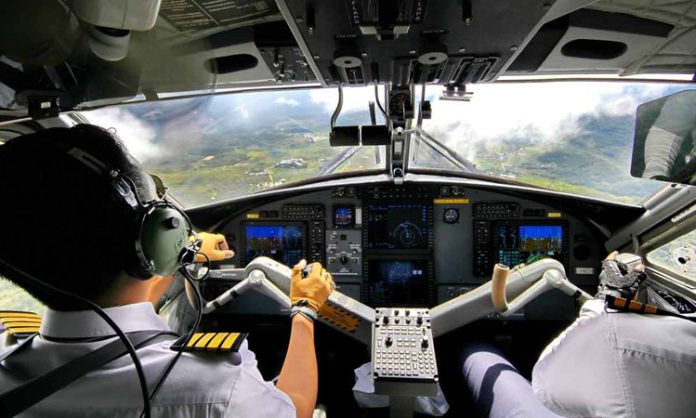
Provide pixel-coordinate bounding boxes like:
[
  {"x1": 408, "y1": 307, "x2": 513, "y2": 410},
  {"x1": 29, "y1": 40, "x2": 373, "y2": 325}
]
[
  {"x1": 461, "y1": 251, "x2": 696, "y2": 418},
  {"x1": 0, "y1": 124, "x2": 334, "y2": 417}
]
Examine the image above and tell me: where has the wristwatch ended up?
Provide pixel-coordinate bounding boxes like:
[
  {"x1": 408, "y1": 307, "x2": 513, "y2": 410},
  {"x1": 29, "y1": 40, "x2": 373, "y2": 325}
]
[{"x1": 290, "y1": 300, "x2": 318, "y2": 322}]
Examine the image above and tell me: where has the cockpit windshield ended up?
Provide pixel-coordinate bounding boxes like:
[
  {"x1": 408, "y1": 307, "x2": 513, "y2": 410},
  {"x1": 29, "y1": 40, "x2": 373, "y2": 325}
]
[
  {"x1": 415, "y1": 82, "x2": 691, "y2": 204},
  {"x1": 82, "y1": 89, "x2": 386, "y2": 207},
  {"x1": 81, "y1": 81, "x2": 690, "y2": 207}
]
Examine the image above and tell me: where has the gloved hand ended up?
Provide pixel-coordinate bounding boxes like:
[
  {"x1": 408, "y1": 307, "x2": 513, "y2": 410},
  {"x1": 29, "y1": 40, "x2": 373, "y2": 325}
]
[
  {"x1": 596, "y1": 251, "x2": 646, "y2": 300},
  {"x1": 195, "y1": 232, "x2": 235, "y2": 262},
  {"x1": 290, "y1": 260, "x2": 335, "y2": 313}
]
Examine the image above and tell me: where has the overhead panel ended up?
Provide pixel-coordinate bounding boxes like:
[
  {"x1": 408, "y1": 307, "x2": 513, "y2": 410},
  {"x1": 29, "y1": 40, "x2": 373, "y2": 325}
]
[
  {"x1": 591, "y1": 0, "x2": 696, "y2": 76},
  {"x1": 508, "y1": 8, "x2": 677, "y2": 76},
  {"x1": 281, "y1": 0, "x2": 558, "y2": 86},
  {"x1": 159, "y1": 0, "x2": 279, "y2": 31}
]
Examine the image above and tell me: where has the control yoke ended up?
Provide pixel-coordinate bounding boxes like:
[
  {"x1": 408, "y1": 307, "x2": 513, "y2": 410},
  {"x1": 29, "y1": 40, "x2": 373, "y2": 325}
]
[
  {"x1": 190, "y1": 257, "x2": 592, "y2": 342},
  {"x1": 490, "y1": 262, "x2": 593, "y2": 317},
  {"x1": 188, "y1": 257, "x2": 376, "y2": 344},
  {"x1": 188, "y1": 257, "x2": 594, "y2": 418}
]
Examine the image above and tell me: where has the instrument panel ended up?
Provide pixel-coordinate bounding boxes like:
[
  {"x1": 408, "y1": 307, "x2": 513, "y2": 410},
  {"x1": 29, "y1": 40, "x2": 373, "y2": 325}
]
[{"x1": 215, "y1": 183, "x2": 603, "y2": 318}]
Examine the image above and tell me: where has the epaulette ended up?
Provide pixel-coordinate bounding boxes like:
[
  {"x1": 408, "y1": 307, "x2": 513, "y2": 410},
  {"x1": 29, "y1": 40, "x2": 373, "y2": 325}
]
[
  {"x1": 0, "y1": 311, "x2": 41, "y2": 338},
  {"x1": 606, "y1": 295, "x2": 657, "y2": 314},
  {"x1": 171, "y1": 332, "x2": 248, "y2": 353},
  {"x1": 605, "y1": 295, "x2": 696, "y2": 323}
]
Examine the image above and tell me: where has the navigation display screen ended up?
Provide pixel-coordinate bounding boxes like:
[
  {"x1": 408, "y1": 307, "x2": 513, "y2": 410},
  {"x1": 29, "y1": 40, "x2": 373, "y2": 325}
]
[
  {"x1": 367, "y1": 203, "x2": 429, "y2": 249},
  {"x1": 367, "y1": 260, "x2": 431, "y2": 306},
  {"x1": 244, "y1": 224, "x2": 304, "y2": 266},
  {"x1": 495, "y1": 224, "x2": 564, "y2": 267}
]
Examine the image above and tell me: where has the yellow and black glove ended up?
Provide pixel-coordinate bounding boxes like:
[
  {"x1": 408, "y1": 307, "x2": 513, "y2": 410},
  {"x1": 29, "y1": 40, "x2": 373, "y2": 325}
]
[
  {"x1": 195, "y1": 232, "x2": 235, "y2": 262},
  {"x1": 290, "y1": 260, "x2": 334, "y2": 322}
]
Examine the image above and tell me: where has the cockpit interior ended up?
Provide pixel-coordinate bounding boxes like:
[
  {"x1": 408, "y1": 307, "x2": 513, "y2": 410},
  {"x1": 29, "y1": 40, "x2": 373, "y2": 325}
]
[{"x1": 1, "y1": 1, "x2": 696, "y2": 417}]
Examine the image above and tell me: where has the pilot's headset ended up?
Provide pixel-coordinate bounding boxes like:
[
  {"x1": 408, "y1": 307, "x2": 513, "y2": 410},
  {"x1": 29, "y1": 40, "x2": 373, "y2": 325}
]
[{"x1": 54, "y1": 125, "x2": 199, "y2": 279}]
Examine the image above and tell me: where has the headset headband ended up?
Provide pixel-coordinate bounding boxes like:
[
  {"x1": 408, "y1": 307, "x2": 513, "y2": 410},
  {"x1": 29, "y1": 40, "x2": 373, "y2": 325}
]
[{"x1": 59, "y1": 138, "x2": 196, "y2": 278}]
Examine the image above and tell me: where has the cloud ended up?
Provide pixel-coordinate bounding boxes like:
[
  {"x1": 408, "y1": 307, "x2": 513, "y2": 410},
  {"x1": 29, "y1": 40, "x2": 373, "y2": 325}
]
[
  {"x1": 82, "y1": 107, "x2": 163, "y2": 163},
  {"x1": 310, "y1": 85, "x2": 387, "y2": 114},
  {"x1": 274, "y1": 97, "x2": 300, "y2": 106},
  {"x1": 422, "y1": 82, "x2": 674, "y2": 157},
  {"x1": 308, "y1": 84, "x2": 673, "y2": 145},
  {"x1": 234, "y1": 104, "x2": 250, "y2": 119}
]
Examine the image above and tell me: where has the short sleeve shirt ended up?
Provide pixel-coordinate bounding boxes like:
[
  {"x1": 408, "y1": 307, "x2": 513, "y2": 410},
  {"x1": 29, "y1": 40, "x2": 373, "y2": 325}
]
[
  {"x1": 0, "y1": 303, "x2": 296, "y2": 417},
  {"x1": 532, "y1": 300, "x2": 696, "y2": 418}
]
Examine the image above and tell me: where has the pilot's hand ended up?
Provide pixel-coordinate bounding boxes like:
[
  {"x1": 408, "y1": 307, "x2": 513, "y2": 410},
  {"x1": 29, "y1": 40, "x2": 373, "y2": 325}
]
[
  {"x1": 195, "y1": 232, "x2": 235, "y2": 262},
  {"x1": 596, "y1": 251, "x2": 646, "y2": 300},
  {"x1": 290, "y1": 260, "x2": 335, "y2": 313}
]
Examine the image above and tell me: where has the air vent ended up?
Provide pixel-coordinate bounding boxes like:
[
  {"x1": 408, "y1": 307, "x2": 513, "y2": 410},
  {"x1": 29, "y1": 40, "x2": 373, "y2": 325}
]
[
  {"x1": 204, "y1": 54, "x2": 258, "y2": 74},
  {"x1": 561, "y1": 39, "x2": 627, "y2": 60}
]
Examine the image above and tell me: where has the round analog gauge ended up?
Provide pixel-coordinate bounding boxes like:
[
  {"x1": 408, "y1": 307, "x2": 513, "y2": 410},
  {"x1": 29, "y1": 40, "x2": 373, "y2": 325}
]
[
  {"x1": 389, "y1": 93, "x2": 410, "y2": 118},
  {"x1": 443, "y1": 208, "x2": 459, "y2": 224}
]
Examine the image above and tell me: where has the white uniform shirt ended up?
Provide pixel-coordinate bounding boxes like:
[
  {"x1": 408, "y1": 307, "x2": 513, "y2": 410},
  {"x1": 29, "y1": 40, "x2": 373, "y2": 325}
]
[
  {"x1": 0, "y1": 302, "x2": 296, "y2": 418},
  {"x1": 532, "y1": 299, "x2": 696, "y2": 418}
]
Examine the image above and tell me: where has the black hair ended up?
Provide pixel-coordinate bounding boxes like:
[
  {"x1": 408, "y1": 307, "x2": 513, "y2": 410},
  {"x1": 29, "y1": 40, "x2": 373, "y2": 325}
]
[{"x1": 0, "y1": 124, "x2": 154, "y2": 310}]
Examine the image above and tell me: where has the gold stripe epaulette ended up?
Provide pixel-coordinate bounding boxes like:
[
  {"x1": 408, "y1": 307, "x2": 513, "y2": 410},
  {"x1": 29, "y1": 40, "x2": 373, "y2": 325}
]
[
  {"x1": 0, "y1": 311, "x2": 41, "y2": 337},
  {"x1": 171, "y1": 332, "x2": 247, "y2": 353},
  {"x1": 606, "y1": 296, "x2": 658, "y2": 314}
]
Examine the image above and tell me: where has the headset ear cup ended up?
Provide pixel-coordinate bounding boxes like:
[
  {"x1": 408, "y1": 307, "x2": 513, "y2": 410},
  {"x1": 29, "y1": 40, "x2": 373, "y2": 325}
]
[{"x1": 137, "y1": 205, "x2": 190, "y2": 278}]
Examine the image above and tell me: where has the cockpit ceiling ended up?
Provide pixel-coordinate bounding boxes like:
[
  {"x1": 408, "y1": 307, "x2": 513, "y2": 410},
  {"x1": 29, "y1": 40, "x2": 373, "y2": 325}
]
[
  {"x1": 508, "y1": 0, "x2": 696, "y2": 76},
  {"x1": 590, "y1": 0, "x2": 696, "y2": 76},
  {"x1": 0, "y1": 0, "x2": 695, "y2": 113}
]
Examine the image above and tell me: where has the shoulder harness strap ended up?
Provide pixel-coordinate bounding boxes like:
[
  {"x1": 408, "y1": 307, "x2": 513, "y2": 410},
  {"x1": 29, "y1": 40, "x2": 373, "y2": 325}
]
[{"x1": 0, "y1": 330, "x2": 176, "y2": 417}]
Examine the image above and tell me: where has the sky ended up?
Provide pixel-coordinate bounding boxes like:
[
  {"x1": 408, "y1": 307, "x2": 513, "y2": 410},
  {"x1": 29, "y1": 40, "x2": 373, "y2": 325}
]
[
  {"x1": 308, "y1": 82, "x2": 679, "y2": 149},
  {"x1": 85, "y1": 106, "x2": 163, "y2": 162},
  {"x1": 83, "y1": 81, "x2": 688, "y2": 165}
]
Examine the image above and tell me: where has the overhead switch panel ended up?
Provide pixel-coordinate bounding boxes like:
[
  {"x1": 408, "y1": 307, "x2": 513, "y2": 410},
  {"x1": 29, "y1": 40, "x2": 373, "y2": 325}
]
[{"x1": 282, "y1": 0, "x2": 557, "y2": 85}]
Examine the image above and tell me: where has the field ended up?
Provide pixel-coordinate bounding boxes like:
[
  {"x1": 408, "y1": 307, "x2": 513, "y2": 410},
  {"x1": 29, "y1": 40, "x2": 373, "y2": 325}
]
[
  {"x1": 0, "y1": 279, "x2": 44, "y2": 313},
  {"x1": 109, "y1": 92, "x2": 663, "y2": 207}
]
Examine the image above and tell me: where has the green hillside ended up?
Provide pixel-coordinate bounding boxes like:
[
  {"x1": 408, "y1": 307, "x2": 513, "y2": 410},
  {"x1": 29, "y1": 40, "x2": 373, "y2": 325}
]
[
  {"x1": 450, "y1": 113, "x2": 661, "y2": 204},
  {"x1": 0, "y1": 279, "x2": 44, "y2": 313}
]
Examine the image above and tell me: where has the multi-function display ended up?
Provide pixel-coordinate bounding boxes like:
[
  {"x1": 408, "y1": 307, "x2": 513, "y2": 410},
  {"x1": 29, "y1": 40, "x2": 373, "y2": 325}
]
[
  {"x1": 494, "y1": 224, "x2": 564, "y2": 267},
  {"x1": 366, "y1": 203, "x2": 429, "y2": 249},
  {"x1": 243, "y1": 223, "x2": 305, "y2": 266},
  {"x1": 366, "y1": 260, "x2": 431, "y2": 306}
]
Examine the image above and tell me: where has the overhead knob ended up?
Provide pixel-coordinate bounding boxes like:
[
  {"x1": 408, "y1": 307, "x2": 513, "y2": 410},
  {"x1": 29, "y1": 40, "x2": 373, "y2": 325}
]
[
  {"x1": 421, "y1": 338, "x2": 429, "y2": 349},
  {"x1": 417, "y1": 38, "x2": 448, "y2": 65},
  {"x1": 339, "y1": 255, "x2": 349, "y2": 265},
  {"x1": 385, "y1": 336, "x2": 393, "y2": 347}
]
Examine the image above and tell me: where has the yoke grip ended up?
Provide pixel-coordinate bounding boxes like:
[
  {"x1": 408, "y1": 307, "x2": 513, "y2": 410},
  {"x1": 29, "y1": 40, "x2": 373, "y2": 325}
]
[{"x1": 491, "y1": 263, "x2": 511, "y2": 313}]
